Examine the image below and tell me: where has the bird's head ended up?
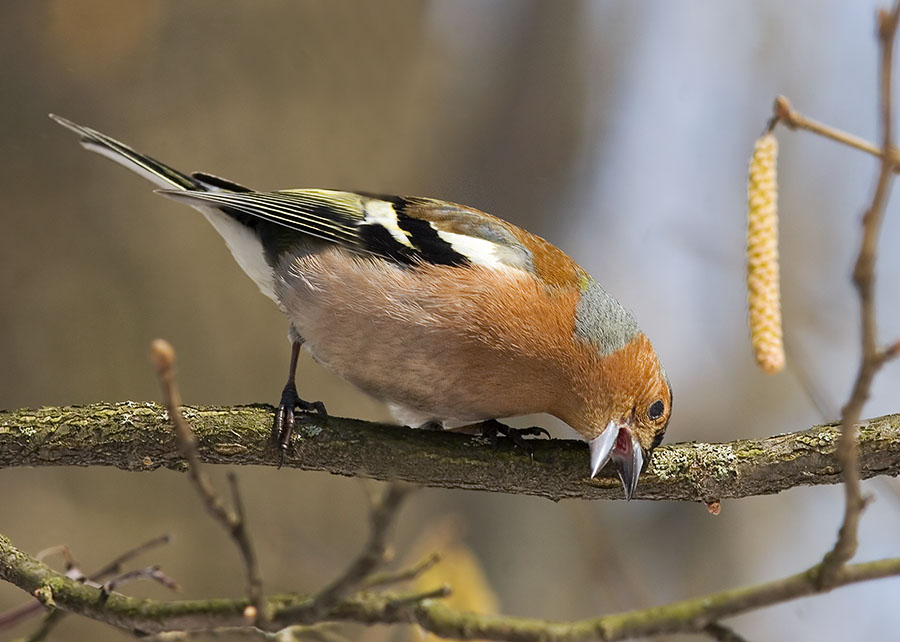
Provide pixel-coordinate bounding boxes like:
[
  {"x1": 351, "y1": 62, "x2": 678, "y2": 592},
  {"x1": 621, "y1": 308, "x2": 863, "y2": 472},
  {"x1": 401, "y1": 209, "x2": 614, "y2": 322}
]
[
  {"x1": 582, "y1": 337, "x2": 672, "y2": 500},
  {"x1": 562, "y1": 280, "x2": 672, "y2": 499}
]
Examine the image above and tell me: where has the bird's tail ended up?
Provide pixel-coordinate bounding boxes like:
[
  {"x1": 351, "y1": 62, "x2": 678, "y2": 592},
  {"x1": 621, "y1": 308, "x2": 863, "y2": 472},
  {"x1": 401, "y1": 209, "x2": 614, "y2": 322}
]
[{"x1": 49, "y1": 114, "x2": 202, "y2": 191}]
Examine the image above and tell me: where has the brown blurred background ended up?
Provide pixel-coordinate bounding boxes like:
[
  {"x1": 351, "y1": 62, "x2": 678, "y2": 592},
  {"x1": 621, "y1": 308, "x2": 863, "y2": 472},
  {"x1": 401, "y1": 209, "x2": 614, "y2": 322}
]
[{"x1": 2, "y1": 2, "x2": 900, "y2": 640}]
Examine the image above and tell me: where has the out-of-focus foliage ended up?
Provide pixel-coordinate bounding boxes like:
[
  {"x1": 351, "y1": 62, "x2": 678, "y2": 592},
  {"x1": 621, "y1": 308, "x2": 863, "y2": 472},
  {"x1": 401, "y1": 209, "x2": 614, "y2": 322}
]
[{"x1": 408, "y1": 516, "x2": 499, "y2": 642}]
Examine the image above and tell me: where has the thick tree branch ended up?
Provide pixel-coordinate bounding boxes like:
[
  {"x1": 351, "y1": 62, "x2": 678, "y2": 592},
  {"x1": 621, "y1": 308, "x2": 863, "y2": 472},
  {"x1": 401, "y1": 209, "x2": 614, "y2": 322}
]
[
  {"x1": 2, "y1": 402, "x2": 900, "y2": 502},
  {"x1": 2, "y1": 533, "x2": 900, "y2": 640}
]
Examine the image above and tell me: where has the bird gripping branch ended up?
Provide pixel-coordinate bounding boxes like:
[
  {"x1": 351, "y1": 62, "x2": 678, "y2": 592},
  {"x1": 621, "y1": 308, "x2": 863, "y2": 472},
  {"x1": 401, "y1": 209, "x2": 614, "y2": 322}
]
[{"x1": 50, "y1": 114, "x2": 671, "y2": 499}]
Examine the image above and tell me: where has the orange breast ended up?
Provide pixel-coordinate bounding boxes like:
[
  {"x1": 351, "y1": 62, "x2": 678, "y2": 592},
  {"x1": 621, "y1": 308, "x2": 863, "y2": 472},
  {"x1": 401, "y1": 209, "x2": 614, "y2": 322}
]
[{"x1": 275, "y1": 249, "x2": 590, "y2": 422}]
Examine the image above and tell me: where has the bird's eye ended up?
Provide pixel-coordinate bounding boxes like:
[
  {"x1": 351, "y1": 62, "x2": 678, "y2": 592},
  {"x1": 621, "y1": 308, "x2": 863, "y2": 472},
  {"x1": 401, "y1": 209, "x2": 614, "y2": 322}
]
[{"x1": 648, "y1": 400, "x2": 665, "y2": 421}]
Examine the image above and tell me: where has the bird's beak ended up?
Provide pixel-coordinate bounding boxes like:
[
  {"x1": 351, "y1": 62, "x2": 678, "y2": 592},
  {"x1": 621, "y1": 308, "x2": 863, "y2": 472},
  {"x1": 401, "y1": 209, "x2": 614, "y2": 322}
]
[
  {"x1": 589, "y1": 421, "x2": 619, "y2": 478},
  {"x1": 589, "y1": 420, "x2": 645, "y2": 501},
  {"x1": 612, "y1": 431, "x2": 644, "y2": 501}
]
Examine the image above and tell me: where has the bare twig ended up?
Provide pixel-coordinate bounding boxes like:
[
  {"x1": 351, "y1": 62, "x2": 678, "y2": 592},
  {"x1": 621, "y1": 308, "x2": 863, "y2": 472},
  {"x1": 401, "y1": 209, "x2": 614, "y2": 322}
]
[
  {"x1": 277, "y1": 625, "x2": 357, "y2": 642},
  {"x1": 101, "y1": 566, "x2": 180, "y2": 595},
  {"x1": 0, "y1": 534, "x2": 173, "y2": 634},
  {"x1": 385, "y1": 585, "x2": 451, "y2": 607},
  {"x1": 309, "y1": 483, "x2": 412, "y2": 617},
  {"x1": 17, "y1": 609, "x2": 65, "y2": 642},
  {"x1": 226, "y1": 471, "x2": 264, "y2": 616},
  {"x1": 151, "y1": 339, "x2": 265, "y2": 621},
  {"x1": 144, "y1": 627, "x2": 270, "y2": 641},
  {"x1": 703, "y1": 622, "x2": 751, "y2": 642},
  {"x1": 362, "y1": 552, "x2": 441, "y2": 589},
  {"x1": 0, "y1": 601, "x2": 43, "y2": 631},
  {"x1": 770, "y1": 95, "x2": 900, "y2": 169},
  {"x1": 2, "y1": 532, "x2": 900, "y2": 640},
  {"x1": 33, "y1": 547, "x2": 76, "y2": 570},
  {"x1": 90, "y1": 534, "x2": 171, "y2": 580},
  {"x1": 143, "y1": 624, "x2": 354, "y2": 642},
  {"x1": 817, "y1": 2, "x2": 900, "y2": 588}
]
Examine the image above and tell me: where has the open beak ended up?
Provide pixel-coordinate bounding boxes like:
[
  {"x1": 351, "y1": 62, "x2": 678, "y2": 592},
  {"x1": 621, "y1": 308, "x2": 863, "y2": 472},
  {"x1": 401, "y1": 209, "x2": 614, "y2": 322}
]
[{"x1": 589, "y1": 420, "x2": 645, "y2": 501}]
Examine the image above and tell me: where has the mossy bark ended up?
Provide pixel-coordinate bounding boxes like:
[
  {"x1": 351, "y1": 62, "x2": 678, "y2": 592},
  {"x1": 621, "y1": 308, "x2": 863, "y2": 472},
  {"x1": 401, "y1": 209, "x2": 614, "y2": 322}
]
[
  {"x1": 2, "y1": 403, "x2": 900, "y2": 502},
  {"x1": 2, "y1": 533, "x2": 900, "y2": 640}
]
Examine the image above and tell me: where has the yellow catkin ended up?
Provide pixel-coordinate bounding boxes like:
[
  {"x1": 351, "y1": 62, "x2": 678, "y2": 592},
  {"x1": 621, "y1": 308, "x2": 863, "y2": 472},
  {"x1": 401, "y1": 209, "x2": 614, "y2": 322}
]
[{"x1": 747, "y1": 133, "x2": 785, "y2": 374}]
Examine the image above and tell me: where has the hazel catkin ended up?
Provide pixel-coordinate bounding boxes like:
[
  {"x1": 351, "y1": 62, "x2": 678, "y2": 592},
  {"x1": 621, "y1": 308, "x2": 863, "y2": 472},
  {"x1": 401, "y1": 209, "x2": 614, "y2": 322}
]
[{"x1": 747, "y1": 133, "x2": 785, "y2": 374}]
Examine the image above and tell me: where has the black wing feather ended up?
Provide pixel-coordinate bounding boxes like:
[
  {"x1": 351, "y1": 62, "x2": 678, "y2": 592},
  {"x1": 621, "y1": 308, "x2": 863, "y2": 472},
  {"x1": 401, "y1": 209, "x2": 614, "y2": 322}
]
[{"x1": 157, "y1": 190, "x2": 469, "y2": 266}]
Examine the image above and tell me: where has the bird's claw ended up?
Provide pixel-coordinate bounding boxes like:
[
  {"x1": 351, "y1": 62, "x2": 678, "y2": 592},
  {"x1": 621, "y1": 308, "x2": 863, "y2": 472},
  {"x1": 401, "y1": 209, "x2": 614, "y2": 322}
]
[
  {"x1": 480, "y1": 419, "x2": 550, "y2": 461},
  {"x1": 273, "y1": 384, "x2": 327, "y2": 467}
]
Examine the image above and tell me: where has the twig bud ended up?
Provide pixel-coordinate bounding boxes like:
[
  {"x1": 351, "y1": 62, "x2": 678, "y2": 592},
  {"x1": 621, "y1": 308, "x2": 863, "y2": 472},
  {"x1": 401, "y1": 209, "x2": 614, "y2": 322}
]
[
  {"x1": 747, "y1": 133, "x2": 785, "y2": 374},
  {"x1": 150, "y1": 339, "x2": 176, "y2": 374}
]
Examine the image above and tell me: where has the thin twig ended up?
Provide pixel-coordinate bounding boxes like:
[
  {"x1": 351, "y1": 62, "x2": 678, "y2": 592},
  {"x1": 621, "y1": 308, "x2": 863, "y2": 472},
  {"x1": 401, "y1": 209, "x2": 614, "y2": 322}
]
[
  {"x1": 33, "y1": 546, "x2": 76, "y2": 569},
  {"x1": 90, "y1": 534, "x2": 171, "y2": 581},
  {"x1": 101, "y1": 566, "x2": 180, "y2": 595},
  {"x1": 385, "y1": 585, "x2": 451, "y2": 607},
  {"x1": 817, "y1": 2, "x2": 900, "y2": 588},
  {"x1": 0, "y1": 601, "x2": 42, "y2": 631},
  {"x1": 703, "y1": 622, "x2": 751, "y2": 642},
  {"x1": 362, "y1": 552, "x2": 441, "y2": 589},
  {"x1": 784, "y1": 337, "x2": 839, "y2": 421},
  {"x1": 15, "y1": 610, "x2": 65, "y2": 642},
  {"x1": 771, "y1": 95, "x2": 900, "y2": 169},
  {"x1": 143, "y1": 623, "x2": 351, "y2": 641},
  {"x1": 277, "y1": 625, "x2": 356, "y2": 642},
  {"x1": 144, "y1": 627, "x2": 270, "y2": 641},
  {"x1": 227, "y1": 472, "x2": 264, "y2": 616},
  {"x1": 151, "y1": 339, "x2": 265, "y2": 621},
  {"x1": 0, "y1": 534, "x2": 174, "y2": 633},
  {"x1": 309, "y1": 483, "x2": 412, "y2": 617}
]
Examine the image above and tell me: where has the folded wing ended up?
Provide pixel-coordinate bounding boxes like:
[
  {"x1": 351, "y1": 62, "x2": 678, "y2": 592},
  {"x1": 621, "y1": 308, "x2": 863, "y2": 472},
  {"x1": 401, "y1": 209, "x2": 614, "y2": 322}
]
[{"x1": 158, "y1": 189, "x2": 536, "y2": 273}]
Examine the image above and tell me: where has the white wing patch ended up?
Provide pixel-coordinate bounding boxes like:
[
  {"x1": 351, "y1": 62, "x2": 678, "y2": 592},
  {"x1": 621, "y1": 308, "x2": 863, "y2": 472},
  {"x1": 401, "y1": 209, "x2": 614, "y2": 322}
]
[
  {"x1": 435, "y1": 230, "x2": 506, "y2": 268},
  {"x1": 361, "y1": 200, "x2": 415, "y2": 248}
]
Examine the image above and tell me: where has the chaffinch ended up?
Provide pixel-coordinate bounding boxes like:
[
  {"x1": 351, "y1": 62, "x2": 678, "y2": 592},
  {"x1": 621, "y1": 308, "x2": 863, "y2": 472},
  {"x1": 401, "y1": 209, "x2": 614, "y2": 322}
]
[{"x1": 51, "y1": 115, "x2": 672, "y2": 499}]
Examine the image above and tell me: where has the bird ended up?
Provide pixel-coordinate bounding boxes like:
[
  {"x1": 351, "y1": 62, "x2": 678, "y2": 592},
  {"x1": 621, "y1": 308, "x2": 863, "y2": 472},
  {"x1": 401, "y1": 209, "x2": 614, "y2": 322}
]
[{"x1": 50, "y1": 114, "x2": 672, "y2": 500}]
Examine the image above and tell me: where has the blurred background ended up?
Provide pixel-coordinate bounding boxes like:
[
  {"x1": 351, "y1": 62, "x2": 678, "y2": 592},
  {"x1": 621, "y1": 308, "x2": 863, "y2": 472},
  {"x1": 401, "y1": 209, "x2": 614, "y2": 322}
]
[{"x1": 2, "y1": 1, "x2": 900, "y2": 640}]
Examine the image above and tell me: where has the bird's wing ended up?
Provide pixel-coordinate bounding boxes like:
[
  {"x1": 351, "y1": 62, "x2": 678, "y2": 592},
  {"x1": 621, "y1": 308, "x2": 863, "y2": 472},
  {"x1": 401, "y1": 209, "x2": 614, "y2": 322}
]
[{"x1": 157, "y1": 189, "x2": 539, "y2": 273}]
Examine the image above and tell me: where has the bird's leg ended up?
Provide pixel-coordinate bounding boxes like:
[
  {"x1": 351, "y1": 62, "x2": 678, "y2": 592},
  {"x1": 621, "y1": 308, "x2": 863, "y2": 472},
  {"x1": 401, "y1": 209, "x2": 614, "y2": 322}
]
[
  {"x1": 273, "y1": 340, "x2": 327, "y2": 466},
  {"x1": 479, "y1": 419, "x2": 550, "y2": 460}
]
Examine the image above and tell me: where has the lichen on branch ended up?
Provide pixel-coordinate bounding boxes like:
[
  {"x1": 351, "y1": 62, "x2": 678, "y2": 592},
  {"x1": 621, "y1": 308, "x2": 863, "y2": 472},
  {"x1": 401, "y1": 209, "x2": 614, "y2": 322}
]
[
  {"x1": 2, "y1": 532, "x2": 900, "y2": 641},
  {"x1": 2, "y1": 402, "x2": 900, "y2": 503}
]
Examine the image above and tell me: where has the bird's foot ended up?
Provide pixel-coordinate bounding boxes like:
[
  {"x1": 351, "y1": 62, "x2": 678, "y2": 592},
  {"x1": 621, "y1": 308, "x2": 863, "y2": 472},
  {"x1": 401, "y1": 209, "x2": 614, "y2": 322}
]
[
  {"x1": 273, "y1": 383, "x2": 327, "y2": 467},
  {"x1": 480, "y1": 419, "x2": 550, "y2": 460}
]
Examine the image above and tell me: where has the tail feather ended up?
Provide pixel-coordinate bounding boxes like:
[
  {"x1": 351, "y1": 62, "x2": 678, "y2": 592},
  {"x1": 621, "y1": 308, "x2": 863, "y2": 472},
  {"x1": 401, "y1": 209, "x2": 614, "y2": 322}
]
[
  {"x1": 49, "y1": 114, "x2": 201, "y2": 191},
  {"x1": 191, "y1": 172, "x2": 253, "y2": 193}
]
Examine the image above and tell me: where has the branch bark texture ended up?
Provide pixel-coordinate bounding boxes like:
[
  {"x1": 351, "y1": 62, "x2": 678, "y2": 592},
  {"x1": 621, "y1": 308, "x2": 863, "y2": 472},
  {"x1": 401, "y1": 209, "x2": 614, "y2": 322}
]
[
  {"x1": 2, "y1": 533, "x2": 900, "y2": 640},
  {"x1": 2, "y1": 402, "x2": 900, "y2": 502}
]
